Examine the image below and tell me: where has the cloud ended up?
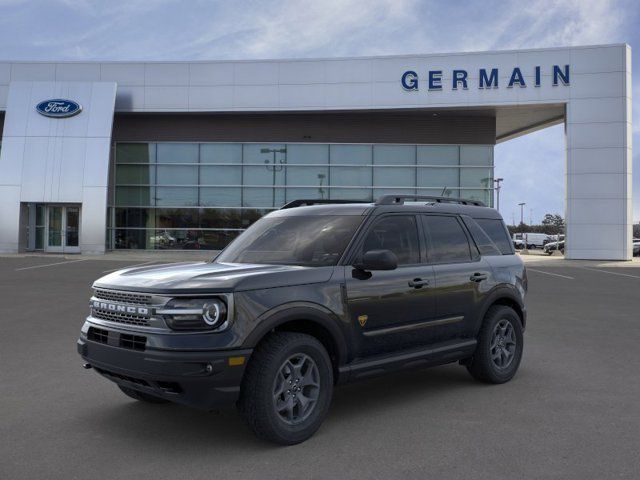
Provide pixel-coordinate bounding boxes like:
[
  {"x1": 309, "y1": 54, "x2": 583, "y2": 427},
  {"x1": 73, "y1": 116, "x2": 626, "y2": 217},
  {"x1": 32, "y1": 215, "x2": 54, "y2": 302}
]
[{"x1": 0, "y1": 0, "x2": 638, "y2": 220}]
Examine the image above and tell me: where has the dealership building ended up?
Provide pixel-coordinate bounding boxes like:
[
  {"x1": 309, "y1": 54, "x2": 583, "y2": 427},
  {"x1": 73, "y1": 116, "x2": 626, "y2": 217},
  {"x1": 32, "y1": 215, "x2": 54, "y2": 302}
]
[{"x1": 0, "y1": 44, "x2": 632, "y2": 259}]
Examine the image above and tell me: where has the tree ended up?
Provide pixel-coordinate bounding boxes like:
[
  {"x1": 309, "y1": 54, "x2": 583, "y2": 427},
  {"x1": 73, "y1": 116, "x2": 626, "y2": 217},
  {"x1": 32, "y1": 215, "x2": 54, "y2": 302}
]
[{"x1": 541, "y1": 214, "x2": 565, "y2": 234}]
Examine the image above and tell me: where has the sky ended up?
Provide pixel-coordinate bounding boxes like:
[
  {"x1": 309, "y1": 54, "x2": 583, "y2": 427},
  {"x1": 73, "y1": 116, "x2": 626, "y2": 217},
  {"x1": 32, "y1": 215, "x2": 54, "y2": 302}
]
[{"x1": 0, "y1": 0, "x2": 638, "y2": 224}]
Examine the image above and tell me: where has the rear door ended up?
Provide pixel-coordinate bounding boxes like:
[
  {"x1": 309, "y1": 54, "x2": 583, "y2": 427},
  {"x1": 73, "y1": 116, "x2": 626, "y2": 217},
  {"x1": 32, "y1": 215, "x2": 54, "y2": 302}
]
[
  {"x1": 422, "y1": 214, "x2": 492, "y2": 339},
  {"x1": 344, "y1": 214, "x2": 437, "y2": 357}
]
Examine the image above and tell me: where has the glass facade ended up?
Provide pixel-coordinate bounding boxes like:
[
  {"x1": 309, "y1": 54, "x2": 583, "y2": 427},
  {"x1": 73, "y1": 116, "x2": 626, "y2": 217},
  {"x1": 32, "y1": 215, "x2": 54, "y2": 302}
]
[{"x1": 110, "y1": 142, "x2": 494, "y2": 250}]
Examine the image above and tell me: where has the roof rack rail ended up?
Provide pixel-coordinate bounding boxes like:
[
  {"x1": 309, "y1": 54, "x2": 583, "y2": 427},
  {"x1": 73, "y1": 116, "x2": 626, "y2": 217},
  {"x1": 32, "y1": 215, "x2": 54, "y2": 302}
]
[
  {"x1": 280, "y1": 199, "x2": 370, "y2": 209},
  {"x1": 375, "y1": 195, "x2": 486, "y2": 207}
]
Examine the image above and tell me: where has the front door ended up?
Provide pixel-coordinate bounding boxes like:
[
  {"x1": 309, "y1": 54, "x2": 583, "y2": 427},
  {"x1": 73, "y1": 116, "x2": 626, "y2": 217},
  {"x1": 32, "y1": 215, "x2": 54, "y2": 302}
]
[
  {"x1": 344, "y1": 214, "x2": 437, "y2": 357},
  {"x1": 46, "y1": 205, "x2": 81, "y2": 253}
]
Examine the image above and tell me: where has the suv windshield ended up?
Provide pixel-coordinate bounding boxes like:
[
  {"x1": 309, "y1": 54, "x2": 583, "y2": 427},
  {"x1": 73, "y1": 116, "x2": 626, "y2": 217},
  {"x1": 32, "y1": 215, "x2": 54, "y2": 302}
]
[{"x1": 216, "y1": 215, "x2": 364, "y2": 266}]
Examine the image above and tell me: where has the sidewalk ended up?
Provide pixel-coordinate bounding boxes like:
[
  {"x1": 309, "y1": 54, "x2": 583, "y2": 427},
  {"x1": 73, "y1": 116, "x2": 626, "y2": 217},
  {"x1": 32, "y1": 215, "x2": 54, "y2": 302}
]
[
  {"x1": 518, "y1": 251, "x2": 640, "y2": 268},
  {"x1": 0, "y1": 250, "x2": 218, "y2": 262}
]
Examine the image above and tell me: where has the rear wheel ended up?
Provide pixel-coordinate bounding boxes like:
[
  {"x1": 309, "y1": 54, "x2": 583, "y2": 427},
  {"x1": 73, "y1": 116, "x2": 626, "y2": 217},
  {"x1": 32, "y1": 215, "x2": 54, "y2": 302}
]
[
  {"x1": 466, "y1": 306, "x2": 523, "y2": 384},
  {"x1": 239, "y1": 332, "x2": 333, "y2": 445},
  {"x1": 118, "y1": 385, "x2": 169, "y2": 404}
]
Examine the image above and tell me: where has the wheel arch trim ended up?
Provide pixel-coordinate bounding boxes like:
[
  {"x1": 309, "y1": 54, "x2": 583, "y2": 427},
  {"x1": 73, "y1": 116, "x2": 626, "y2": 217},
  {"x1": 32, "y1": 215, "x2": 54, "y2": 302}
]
[
  {"x1": 476, "y1": 287, "x2": 526, "y2": 334},
  {"x1": 242, "y1": 302, "x2": 349, "y2": 367}
]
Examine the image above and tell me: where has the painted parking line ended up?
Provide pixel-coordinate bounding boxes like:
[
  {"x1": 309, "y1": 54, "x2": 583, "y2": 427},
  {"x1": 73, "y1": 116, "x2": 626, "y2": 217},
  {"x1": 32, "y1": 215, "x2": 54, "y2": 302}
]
[
  {"x1": 526, "y1": 268, "x2": 575, "y2": 280},
  {"x1": 14, "y1": 258, "x2": 87, "y2": 271},
  {"x1": 101, "y1": 260, "x2": 158, "y2": 273},
  {"x1": 579, "y1": 266, "x2": 640, "y2": 279}
]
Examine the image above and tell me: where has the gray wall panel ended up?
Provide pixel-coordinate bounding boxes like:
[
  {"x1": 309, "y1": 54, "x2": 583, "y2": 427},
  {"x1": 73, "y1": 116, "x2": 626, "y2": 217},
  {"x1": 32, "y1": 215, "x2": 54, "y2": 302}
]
[{"x1": 112, "y1": 112, "x2": 496, "y2": 145}]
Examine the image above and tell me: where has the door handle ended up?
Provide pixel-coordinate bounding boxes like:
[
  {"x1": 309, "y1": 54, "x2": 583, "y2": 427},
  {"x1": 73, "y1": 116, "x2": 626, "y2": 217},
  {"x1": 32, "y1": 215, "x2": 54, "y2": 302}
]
[
  {"x1": 470, "y1": 272, "x2": 488, "y2": 282},
  {"x1": 408, "y1": 278, "x2": 429, "y2": 288}
]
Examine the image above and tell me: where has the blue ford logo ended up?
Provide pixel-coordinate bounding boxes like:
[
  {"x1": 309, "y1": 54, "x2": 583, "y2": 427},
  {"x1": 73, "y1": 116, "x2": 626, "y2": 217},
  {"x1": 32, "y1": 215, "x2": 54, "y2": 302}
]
[{"x1": 36, "y1": 99, "x2": 82, "y2": 118}]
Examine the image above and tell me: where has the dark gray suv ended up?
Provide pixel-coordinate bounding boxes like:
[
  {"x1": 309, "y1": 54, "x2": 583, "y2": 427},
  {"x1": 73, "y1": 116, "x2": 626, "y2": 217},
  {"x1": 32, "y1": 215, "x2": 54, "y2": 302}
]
[{"x1": 78, "y1": 195, "x2": 527, "y2": 444}]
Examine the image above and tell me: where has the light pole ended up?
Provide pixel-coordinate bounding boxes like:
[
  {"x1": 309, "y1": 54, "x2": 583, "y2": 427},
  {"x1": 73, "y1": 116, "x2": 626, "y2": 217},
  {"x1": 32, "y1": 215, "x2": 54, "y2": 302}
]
[
  {"x1": 494, "y1": 178, "x2": 503, "y2": 211},
  {"x1": 518, "y1": 202, "x2": 526, "y2": 225},
  {"x1": 317, "y1": 173, "x2": 326, "y2": 199},
  {"x1": 262, "y1": 147, "x2": 287, "y2": 208}
]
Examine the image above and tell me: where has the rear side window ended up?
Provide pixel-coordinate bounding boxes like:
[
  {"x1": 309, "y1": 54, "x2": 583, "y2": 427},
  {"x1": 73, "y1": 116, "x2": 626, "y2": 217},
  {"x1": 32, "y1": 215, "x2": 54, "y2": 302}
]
[
  {"x1": 422, "y1": 215, "x2": 471, "y2": 263},
  {"x1": 361, "y1": 215, "x2": 420, "y2": 265},
  {"x1": 475, "y1": 218, "x2": 514, "y2": 254},
  {"x1": 462, "y1": 217, "x2": 502, "y2": 256}
]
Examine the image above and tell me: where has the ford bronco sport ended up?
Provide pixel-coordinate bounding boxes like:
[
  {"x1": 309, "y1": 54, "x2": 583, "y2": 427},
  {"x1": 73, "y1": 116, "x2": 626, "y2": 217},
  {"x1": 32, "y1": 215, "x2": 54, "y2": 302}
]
[{"x1": 78, "y1": 195, "x2": 527, "y2": 444}]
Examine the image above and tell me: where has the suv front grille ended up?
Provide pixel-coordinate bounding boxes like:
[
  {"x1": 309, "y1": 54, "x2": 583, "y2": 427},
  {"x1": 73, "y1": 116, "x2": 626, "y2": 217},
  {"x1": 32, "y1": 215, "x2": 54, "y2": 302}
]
[
  {"x1": 87, "y1": 327, "x2": 109, "y2": 344},
  {"x1": 120, "y1": 333, "x2": 146, "y2": 351},
  {"x1": 92, "y1": 309, "x2": 151, "y2": 327},
  {"x1": 94, "y1": 289, "x2": 153, "y2": 305},
  {"x1": 86, "y1": 327, "x2": 147, "y2": 351}
]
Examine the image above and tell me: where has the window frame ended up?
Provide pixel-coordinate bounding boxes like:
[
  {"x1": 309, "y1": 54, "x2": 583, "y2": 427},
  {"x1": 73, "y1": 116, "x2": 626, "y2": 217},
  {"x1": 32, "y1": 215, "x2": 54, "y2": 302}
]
[{"x1": 421, "y1": 213, "x2": 480, "y2": 265}]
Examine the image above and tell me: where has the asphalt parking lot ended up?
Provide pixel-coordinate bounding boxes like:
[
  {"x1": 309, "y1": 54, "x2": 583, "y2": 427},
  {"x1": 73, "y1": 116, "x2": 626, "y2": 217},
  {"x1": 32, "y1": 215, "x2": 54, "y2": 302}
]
[{"x1": 1, "y1": 255, "x2": 640, "y2": 479}]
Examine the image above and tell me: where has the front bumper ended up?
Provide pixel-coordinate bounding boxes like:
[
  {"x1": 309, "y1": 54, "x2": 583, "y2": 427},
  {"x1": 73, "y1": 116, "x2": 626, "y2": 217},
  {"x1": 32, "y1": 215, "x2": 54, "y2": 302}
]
[{"x1": 77, "y1": 327, "x2": 252, "y2": 410}]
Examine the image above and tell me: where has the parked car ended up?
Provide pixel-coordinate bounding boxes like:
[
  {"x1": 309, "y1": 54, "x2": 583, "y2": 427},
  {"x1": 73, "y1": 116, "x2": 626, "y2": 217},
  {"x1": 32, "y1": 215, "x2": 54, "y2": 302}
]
[
  {"x1": 78, "y1": 195, "x2": 527, "y2": 444},
  {"x1": 633, "y1": 238, "x2": 640, "y2": 256},
  {"x1": 544, "y1": 240, "x2": 565, "y2": 255}
]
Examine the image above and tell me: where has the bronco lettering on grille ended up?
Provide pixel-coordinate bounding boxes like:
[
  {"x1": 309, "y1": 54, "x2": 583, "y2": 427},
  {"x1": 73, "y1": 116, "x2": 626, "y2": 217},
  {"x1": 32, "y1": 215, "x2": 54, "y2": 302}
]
[{"x1": 91, "y1": 300, "x2": 150, "y2": 316}]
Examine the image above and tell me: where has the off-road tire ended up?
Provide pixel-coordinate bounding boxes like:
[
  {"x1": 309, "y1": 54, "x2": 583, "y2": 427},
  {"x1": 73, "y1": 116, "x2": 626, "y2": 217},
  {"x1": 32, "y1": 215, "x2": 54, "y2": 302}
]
[
  {"x1": 118, "y1": 385, "x2": 169, "y2": 404},
  {"x1": 239, "y1": 332, "x2": 333, "y2": 445},
  {"x1": 466, "y1": 306, "x2": 523, "y2": 384}
]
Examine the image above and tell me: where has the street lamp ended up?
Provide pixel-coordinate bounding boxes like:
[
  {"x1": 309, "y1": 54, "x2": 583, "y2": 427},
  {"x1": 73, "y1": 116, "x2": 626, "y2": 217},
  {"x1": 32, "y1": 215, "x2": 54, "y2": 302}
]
[
  {"x1": 494, "y1": 178, "x2": 504, "y2": 211},
  {"x1": 518, "y1": 202, "x2": 526, "y2": 225},
  {"x1": 261, "y1": 147, "x2": 287, "y2": 207},
  {"x1": 317, "y1": 173, "x2": 326, "y2": 199}
]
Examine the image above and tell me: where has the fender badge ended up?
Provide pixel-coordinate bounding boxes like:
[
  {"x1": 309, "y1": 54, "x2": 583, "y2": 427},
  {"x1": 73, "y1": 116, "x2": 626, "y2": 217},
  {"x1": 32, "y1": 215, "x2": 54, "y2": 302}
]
[{"x1": 358, "y1": 315, "x2": 368, "y2": 327}]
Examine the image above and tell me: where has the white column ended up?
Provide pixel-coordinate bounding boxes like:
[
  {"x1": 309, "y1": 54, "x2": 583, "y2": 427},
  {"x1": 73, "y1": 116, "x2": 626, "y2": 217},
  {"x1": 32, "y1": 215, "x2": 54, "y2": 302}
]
[{"x1": 564, "y1": 45, "x2": 632, "y2": 260}]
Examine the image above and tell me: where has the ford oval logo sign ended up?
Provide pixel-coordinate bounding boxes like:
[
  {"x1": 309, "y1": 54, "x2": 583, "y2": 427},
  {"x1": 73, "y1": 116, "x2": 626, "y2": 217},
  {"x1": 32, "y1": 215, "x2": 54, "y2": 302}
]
[{"x1": 36, "y1": 99, "x2": 82, "y2": 118}]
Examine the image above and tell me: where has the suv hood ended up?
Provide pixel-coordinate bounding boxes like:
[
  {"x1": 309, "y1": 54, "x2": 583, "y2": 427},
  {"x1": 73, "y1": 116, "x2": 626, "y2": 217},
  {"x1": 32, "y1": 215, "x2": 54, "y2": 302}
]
[{"x1": 93, "y1": 261, "x2": 334, "y2": 294}]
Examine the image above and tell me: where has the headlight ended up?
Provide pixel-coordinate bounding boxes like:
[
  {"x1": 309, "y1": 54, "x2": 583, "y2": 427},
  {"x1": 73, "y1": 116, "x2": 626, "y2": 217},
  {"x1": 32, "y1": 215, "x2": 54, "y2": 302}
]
[{"x1": 159, "y1": 298, "x2": 228, "y2": 331}]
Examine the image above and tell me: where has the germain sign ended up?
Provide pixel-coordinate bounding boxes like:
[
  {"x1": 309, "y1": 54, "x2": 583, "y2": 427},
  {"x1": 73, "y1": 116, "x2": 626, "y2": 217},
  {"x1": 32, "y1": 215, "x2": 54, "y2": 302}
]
[
  {"x1": 36, "y1": 99, "x2": 82, "y2": 118},
  {"x1": 401, "y1": 65, "x2": 570, "y2": 91}
]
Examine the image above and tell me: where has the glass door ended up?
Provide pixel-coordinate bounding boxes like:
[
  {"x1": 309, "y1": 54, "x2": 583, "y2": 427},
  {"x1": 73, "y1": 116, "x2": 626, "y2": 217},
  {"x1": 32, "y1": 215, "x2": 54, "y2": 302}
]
[
  {"x1": 65, "y1": 207, "x2": 80, "y2": 253},
  {"x1": 46, "y1": 206, "x2": 64, "y2": 253},
  {"x1": 45, "y1": 205, "x2": 81, "y2": 253}
]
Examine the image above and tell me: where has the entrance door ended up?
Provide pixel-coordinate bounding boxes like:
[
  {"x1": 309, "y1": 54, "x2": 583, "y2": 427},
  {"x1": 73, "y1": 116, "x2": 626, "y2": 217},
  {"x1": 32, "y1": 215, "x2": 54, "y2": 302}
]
[{"x1": 46, "y1": 205, "x2": 81, "y2": 253}]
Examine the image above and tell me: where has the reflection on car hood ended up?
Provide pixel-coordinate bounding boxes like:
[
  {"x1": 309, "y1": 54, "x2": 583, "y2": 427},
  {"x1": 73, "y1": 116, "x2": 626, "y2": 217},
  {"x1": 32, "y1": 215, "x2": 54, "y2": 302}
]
[{"x1": 93, "y1": 262, "x2": 335, "y2": 294}]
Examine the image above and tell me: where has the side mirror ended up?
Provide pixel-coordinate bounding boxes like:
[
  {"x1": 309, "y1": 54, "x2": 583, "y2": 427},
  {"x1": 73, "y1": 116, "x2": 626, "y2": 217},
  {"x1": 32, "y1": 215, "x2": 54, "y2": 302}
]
[{"x1": 354, "y1": 249, "x2": 398, "y2": 271}]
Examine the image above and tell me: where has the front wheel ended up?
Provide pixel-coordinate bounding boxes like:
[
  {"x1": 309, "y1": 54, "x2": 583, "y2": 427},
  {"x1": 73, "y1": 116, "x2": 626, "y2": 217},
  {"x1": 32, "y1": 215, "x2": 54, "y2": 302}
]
[
  {"x1": 239, "y1": 332, "x2": 334, "y2": 445},
  {"x1": 466, "y1": 306, "x2": 523, "y2": 384}
]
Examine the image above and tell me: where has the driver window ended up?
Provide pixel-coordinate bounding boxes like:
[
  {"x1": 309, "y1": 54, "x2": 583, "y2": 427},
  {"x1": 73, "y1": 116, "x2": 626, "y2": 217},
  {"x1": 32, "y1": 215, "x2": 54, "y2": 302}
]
[{"x1": 361, "y1": 216, "x2": 420, "y2": 265}]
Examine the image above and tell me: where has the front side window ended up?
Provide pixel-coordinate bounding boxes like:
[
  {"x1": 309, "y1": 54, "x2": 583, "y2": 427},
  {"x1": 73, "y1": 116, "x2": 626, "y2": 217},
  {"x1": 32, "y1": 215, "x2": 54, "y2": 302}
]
[
  {"x1": 216, "y1": 215, "x2": 363, "y2": 266},
  {"x1": 423, "y1": 215, "x2": 472, "y2": 263},
  {"x1": 360, "y1": 215, "x2": 420, "y2": 265}
]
